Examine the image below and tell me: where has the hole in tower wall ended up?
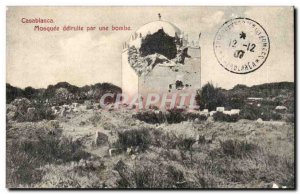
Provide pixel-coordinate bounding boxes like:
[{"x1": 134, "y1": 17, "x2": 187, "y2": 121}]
[
  {"x1": 139, "y1": 29, "x2": 178, "y2": 60},
  {"x1": 175, "y1": 80, "x2": 184, "y2": 90}
]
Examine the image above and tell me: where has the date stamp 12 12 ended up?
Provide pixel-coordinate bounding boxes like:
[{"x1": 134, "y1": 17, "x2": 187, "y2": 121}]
[{"x1": 213, "y1": 18, "x2": 270, "y2": 74}]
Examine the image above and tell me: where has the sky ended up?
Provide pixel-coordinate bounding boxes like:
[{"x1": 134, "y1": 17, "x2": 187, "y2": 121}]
[{"x1": 6, "y1": 6, "x2": 294, "y2": 89}]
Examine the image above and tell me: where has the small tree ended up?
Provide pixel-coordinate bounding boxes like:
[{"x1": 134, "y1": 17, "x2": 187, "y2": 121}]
[
  {"x1": 24, "y1": 86, "x2": 38, "y2": 99},
  {"x1": 196, "y1": 82, "x2": 225, "y2": 111}
]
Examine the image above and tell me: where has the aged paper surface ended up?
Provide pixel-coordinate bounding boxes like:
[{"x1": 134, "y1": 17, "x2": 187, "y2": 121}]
[{"x1": 6, "y1": 6, "x2": 294, "y2": 189}]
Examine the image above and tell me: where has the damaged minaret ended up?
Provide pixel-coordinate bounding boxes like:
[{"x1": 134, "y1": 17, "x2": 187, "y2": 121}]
[{"x1": 122, "y1": 14, "x2": 201, "y2": 109}]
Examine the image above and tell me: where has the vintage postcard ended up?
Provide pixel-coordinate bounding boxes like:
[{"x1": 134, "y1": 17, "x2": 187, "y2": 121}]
[{"x1": 6, "y1": 6, "x2": 295, "y2": 189}]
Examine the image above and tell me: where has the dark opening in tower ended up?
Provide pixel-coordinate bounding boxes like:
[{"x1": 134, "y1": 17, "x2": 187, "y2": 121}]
[{"x1": 139, "y1": 29, "x2": 178, "y2": 60}]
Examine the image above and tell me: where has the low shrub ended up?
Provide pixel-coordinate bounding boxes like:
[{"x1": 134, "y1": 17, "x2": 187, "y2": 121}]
[
  {"x1": 33, "y1": 103, "x2": 55, "y2": 121},
  {"x1": 6, "y1": 142, "x2": 44, "y2": 187},
  {"x1": 204, "y1": 139, "x2": 294, "y2": 187},
  {"x1": 284, "y1": 114, "x2": 294, "y2": 123},
  {"x1": 213, "y1": 112, "x2": 239, "y2": 122},
  {"x1": 267, "y1": 112, "x2": 282, "y2": 121},
  {"x1": 177, "y1": 137, "x2": 196, "y2": 151},
  {"x1": 116, "y1": 128, "x2": 197, "y2": 152},
  {"x1": 6, "y1": 134, "x2": 90, "y2": 187},
  {"x1": 10, "y1": 101, "x2": 55, "y2": 122},
  {"x1": 89, "y1": 113, "x2": 102, "y2": 127},
  {"x1": 34, "y1": 158, "x2": 104, "y2": 188},
  {"x1": 150, "y1": 130, "x2": 179, "y2": 149},
  {"x1": 133, "y1": 111, "x2": 164, "y2": 124},
  {"x1": 19, "y1": 136, "x2": 89, "y2": 164},
  {"x1": 217, "y1": 139, "x2": 259, "y2": 158},
  {"x1": 165, "y1": 109, "x2": 186, "y2": 124},
  {"x1": 116, "y1": 128, "x2": 151, "y2": 151},
  {"x1": 134, "y1": 110, "x2": 207, "y2": 124},
  {"x1": 240, "y1": 104, "x2": 283, "y2": 121},
  {"x1": 184, "y1": 112, "x2": 207, "y2": 121},
  {"x1": 133, "y1": 159, "x2": 188, "y2": 188}
]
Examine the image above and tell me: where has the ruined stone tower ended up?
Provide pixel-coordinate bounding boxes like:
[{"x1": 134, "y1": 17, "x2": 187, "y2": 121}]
[{"x1": 122, "y1": 16, "x2": 201, "y2": 109}]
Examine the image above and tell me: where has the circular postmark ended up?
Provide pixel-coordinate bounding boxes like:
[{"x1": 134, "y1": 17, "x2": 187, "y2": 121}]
[{"x1": 213, "y1": 18, "x2": 270, "y2": 74}]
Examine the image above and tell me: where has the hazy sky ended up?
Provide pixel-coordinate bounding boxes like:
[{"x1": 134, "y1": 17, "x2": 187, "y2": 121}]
[{"x1": 7, "y1": 6, "x2": 294, "y2": 89}]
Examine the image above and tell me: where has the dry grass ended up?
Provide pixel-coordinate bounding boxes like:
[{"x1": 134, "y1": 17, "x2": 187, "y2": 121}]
[{"x1": 6, "y1": 108, "x2": 295, "y2": 189}]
